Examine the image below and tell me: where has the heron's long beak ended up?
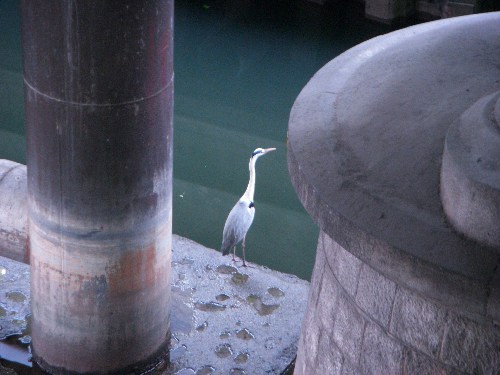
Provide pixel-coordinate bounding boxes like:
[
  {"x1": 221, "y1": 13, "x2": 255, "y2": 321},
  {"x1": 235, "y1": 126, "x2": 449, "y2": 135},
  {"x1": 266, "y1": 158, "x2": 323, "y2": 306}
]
[{"x1": 263, "y1": 148, "x2": 276, "y2": 154}]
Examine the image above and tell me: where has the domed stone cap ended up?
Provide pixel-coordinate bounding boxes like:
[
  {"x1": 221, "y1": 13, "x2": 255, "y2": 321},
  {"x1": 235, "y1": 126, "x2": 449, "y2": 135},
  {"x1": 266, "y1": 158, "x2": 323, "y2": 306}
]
[
  {"x1": 288, "y1": 13, "x2": 500, "y2": 320},
  {"x1": 441, "y1": 92, "x2": 500, "y2": 249}
]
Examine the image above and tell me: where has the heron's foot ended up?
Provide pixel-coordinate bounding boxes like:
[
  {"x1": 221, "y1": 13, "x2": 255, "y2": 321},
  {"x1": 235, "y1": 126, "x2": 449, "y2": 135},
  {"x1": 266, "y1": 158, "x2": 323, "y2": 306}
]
[
  {"x1": 241, "y1": 262, "x2": 255, "y2": 268},
  {"x1": 232, "y1": 257, "x2": 242, "y2": 264}
]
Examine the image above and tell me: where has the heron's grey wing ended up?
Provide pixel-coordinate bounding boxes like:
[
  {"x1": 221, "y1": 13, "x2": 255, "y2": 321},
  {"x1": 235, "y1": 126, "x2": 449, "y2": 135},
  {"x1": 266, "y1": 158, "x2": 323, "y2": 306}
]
[{"x1": 221, "y1": 200, "x2": 255, "y2": 255}]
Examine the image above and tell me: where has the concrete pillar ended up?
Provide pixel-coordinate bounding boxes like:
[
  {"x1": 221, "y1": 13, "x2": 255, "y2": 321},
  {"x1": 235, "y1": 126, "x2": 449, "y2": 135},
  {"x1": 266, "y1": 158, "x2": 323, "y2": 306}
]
[{"x1": 21, "y1": 1, "x2": 173, "y2": 373}]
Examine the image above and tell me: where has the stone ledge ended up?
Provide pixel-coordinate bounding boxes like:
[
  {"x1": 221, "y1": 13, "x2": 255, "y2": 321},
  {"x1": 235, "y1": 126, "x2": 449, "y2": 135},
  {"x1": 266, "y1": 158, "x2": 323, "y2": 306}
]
[
  {"x1": 0, "y1": 235, "x2": 309, "y2": 374},
  {"x1": 169, "y1": 235, "x2": 309, "y2": 374}
]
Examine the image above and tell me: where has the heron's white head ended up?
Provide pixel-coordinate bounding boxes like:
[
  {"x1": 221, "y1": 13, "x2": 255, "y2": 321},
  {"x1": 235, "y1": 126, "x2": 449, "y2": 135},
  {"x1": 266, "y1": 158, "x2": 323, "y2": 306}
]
[{"x1": 251, "y1": 147, "x2": 276, "y2": 160}]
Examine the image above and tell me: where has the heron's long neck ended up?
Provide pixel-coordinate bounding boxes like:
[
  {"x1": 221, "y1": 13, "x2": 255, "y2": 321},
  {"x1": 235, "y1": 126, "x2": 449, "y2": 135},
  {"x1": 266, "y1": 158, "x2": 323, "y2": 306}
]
[{"x1": 243, "y1": 157, "x2": 256, "y2": 201}]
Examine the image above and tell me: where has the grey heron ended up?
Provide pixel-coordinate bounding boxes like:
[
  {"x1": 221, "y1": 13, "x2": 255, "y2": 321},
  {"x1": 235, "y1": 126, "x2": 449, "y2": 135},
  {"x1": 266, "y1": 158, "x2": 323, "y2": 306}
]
[{"x1": 221, "y1": 147, "x2": 276, "y2": 266}]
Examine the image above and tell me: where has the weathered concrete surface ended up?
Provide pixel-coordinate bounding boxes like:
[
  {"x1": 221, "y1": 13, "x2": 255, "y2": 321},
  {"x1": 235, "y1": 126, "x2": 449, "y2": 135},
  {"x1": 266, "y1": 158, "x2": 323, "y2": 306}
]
[
  {"x1": 168, "y1": 235, "x2": 308, "y2": 374},
  {"x1": 288, "y1": 13, "x2": 500, "y2": 375},
  {"x1": 0, "y1": 235, "x2": 308, "y2": 374}
]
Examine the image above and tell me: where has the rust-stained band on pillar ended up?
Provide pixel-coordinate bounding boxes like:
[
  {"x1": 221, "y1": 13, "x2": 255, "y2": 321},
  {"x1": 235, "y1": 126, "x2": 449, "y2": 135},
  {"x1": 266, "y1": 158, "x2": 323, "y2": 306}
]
[{"x1": 21, "y1": 1, "x2": 173, "y2": 373}]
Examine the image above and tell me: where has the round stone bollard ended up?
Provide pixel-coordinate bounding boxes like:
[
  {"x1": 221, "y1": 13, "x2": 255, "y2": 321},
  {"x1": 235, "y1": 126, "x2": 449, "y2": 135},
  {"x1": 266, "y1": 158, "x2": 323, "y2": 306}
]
[
  {"x1": 21, "y1": 1, "x2": 174, "y2": 373},
  {"x1": 0, "y1": 160, "x2": 28, "y2": 264},
  {"x1": 288, "y1": 13, "x2": 500, "y2": 375}
]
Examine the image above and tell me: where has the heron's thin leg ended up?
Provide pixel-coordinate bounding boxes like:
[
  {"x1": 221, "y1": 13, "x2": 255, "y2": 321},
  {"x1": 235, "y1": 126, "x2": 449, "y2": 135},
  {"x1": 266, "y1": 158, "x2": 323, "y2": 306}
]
[
  {"x1": 232, "y1": 246, "x2": 236, "y2": 261},
  {"x1": 242, "y1": 237, "x2": 247, "y2": 267}
]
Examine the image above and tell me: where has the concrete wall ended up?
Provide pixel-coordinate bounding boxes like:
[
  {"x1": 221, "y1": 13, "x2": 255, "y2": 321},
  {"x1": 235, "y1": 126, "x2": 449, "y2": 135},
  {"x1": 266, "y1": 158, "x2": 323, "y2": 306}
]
[
  {"x1": 295, "y1": 231, "x2": 498, "y2": 374},
  {"x1": 365, "y1": 0, "x2": 417, "y2": 24},
  {"x1": 363, "y1": 0, "x2": 478, "y2": 24}
]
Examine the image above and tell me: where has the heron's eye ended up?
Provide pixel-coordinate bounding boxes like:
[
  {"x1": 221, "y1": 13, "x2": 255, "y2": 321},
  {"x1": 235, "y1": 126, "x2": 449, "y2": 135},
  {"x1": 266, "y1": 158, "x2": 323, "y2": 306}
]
[{"x1": 251, "y1": 149, "x2": 263, "y2": 157}]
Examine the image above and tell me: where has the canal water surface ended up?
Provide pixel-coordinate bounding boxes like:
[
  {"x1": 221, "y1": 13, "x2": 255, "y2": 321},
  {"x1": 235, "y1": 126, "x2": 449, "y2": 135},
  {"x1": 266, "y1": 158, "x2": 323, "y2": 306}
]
[{"x1": 0, "y1": 0, "x2": 392, "y2": 280}]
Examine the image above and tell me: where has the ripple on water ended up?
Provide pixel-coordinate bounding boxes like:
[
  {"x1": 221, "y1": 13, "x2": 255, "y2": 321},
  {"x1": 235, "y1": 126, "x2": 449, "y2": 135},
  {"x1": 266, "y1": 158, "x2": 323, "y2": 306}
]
[
  {"x1": 194, "y1": 301, "x2": 226, "y2": 312},
  {"x1": 215, "y1": 343, "x2": 232, "y2": 358}
]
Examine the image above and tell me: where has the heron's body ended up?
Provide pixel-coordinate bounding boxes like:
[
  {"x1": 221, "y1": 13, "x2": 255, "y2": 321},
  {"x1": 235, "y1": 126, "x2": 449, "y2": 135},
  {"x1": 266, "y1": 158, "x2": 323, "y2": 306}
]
[
  {"x1": 221, "y1": 199, "x2": 255, "y2": 254},
  {"x1": 221, "y1": 147, "x2": 275, "y2": 266}
]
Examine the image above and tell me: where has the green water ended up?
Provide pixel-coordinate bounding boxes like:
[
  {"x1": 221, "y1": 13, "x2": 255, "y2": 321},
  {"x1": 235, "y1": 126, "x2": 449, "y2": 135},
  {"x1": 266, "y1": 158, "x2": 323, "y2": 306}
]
[{"x1": 0, "y1": 0, "x2": 391, "y2": 280}]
